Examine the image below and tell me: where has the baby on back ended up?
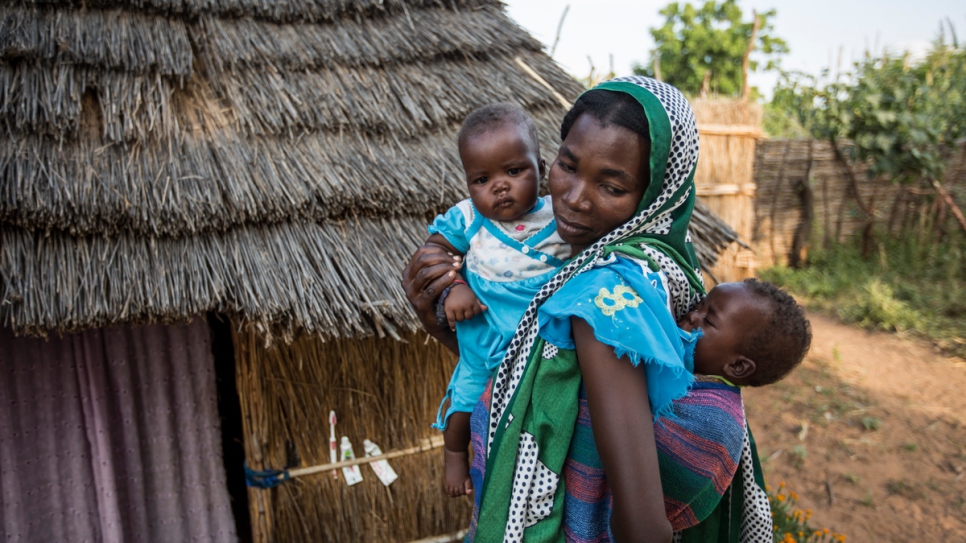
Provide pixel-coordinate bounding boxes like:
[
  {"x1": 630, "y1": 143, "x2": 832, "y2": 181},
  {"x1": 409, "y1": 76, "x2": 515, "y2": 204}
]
[
  {"x1": 659, "y1": 278, "x2": 812, "y2": 530},
  {"x1": 678, "y1": 278, "x2": 811, "y2": 387}
]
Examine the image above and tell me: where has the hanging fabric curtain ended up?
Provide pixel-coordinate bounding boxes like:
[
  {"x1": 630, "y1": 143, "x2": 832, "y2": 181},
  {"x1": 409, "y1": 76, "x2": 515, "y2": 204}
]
[{"x1": 0, "y1": 319, "x2": 237, "y2": 542}]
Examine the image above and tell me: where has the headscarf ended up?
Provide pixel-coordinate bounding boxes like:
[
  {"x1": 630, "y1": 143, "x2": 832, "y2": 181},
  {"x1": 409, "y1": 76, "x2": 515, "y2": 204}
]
[{"x1": 474, "y1": 77, "x2": 707, "y2": 542}]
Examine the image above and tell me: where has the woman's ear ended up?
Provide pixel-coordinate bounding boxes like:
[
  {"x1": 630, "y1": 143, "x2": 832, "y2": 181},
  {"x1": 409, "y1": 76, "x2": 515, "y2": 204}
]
[
  {"x1": 539, "y1": 158, "x2": 547, "y2": 180},
  {"x1": 723, "y1": 355, "x2": 756, "y2": 382}
]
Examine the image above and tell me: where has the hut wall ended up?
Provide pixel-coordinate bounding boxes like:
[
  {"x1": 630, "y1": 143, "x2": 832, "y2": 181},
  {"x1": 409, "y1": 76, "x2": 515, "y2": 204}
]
[
  {"x1": 0, "y1": 319, "x2": 236, "y2": 542},
  {"x1": 751, "y1": 140, "x2": 966, "y2": 267},
  {"x1": 691, "y1": 98, "x2": 763, "y2": 283},
  {"x1": 234, "y1": 329, "x2": 469, "y2": 542}
]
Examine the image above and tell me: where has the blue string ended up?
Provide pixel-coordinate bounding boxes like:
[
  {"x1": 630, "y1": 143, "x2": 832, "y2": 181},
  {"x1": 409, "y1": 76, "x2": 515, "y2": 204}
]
[{"x1": 244, "y1": 462, "x2": 291, "y2": 488}]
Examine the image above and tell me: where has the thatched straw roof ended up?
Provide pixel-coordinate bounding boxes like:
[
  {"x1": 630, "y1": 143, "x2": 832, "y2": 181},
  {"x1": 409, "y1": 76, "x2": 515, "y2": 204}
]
[{"x1": 1, "y1": 1, "x2": 734, "y2": 339}]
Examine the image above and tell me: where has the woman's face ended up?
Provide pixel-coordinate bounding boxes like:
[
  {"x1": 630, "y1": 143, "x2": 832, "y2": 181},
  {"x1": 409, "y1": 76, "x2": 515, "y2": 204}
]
[{"x1": 549, "y1": 114, "x2": 650, "y2": 255}]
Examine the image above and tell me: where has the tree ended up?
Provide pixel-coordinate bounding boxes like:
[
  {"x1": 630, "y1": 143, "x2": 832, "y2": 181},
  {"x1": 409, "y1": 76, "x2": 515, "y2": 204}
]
[
  {"x1": 772, "y1": 33, "x2": 966, "y2": 249},
  {"x1": 634, "y1": 0, "x2": 788, "y2": 97}
]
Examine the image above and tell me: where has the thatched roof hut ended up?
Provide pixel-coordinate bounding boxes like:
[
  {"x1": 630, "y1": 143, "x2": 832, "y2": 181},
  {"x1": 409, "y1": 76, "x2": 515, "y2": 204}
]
[
  {"x1": 2, "y1": 2, "x2": 737, "y2": 541},
  {"x1": 1, "y1": 0, "x2": 590, "y2": 341}
]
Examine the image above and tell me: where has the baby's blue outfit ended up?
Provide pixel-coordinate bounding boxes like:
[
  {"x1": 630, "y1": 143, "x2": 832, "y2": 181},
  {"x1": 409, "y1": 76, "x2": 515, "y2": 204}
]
[{"x1": 430, "y1": 195, "x2": 571, "y2": 429}]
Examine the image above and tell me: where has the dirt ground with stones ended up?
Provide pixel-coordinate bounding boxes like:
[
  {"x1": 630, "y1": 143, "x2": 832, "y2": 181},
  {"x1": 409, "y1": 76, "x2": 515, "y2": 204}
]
[{"x1": 744, "y1": 311, "x2": 966, "y2": 542}]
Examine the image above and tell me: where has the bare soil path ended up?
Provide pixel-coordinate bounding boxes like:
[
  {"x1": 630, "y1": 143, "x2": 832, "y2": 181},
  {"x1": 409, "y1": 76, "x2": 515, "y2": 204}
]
[{"x1": 744, "y1": 311, "x2": 966, "y2": 543}]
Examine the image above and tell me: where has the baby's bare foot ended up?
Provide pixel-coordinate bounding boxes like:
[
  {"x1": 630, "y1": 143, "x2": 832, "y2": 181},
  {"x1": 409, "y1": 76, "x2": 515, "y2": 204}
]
[{"x1": 444, "y1": 449, "x2": 473, "y2": 497}]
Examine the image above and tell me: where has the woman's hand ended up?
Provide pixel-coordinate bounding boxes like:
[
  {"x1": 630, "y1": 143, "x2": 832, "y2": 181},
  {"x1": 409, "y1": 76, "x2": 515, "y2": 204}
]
[
  {"x1": 401, "y1": 243, "x2": 462, "y2": 353},
  {"x1": 573, "y1": 316, "x2": 673, "y2": 543}
]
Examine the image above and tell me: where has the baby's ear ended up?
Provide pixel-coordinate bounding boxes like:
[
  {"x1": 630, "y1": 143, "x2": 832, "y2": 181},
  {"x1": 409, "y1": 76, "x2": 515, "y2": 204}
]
[
  {"x1": 538, "y1": 158, "x2": 547, "y2": 179},
  {"x1": 724, "y1": 355, "x2": 756, "y2": 382}
]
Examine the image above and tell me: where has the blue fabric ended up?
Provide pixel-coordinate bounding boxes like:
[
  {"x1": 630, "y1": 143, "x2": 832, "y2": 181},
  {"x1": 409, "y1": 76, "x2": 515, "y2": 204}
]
[
  {"x1": 429, "y1": 196, "x2": 567, "y2": 430},
  {"x1": 536, "y1": 255, "x2": 693, "y2": 420},
  {"x1": 434, "y1": 267, "x2": 561, "y2": 430},
  {"x1": 428, "y1": 204, "x2": 471, "y2": 254},
  {"x1": 679, "y1": 327, "x2": 702, "y2": 374}
]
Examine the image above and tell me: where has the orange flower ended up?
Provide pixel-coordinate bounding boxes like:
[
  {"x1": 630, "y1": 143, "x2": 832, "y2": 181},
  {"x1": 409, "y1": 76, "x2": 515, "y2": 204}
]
[{"x1": 776, "y1": 494, "x2": 786, "y2": 502}]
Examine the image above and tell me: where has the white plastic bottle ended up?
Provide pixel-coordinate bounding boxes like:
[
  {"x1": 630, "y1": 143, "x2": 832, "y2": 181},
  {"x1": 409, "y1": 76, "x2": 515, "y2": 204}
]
[
  {"x1": 340, "y1": 437, "x2": 364, "y2": 486},
  {"x1": 363, "y1": 439, "x2": 398, "y2": 486}
]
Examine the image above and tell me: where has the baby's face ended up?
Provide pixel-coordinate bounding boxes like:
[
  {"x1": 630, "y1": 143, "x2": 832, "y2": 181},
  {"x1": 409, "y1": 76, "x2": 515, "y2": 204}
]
[
  {"x1": 678, "y1": 283, "x2": 769, "y2": 375},
  {"x1": 460, "y1": 123, "x2": 543, "y2": 222}
]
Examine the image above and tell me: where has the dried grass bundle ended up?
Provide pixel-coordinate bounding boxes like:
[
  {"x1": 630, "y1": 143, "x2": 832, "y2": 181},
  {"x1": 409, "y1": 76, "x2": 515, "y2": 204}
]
[
  {"x1": 197, "y1": 6, "x2": 537, "y2": 73},
  {"x1": 0, "y1": 5, "x2": 193, "y2": 76},
  {"x1": 690, "y1": 199, "x2": 740, "y2": 271},
  {"x1": 1, "y1": 62, "x2": 178, "y2": 141},
  {"x1": 1, "y1": 217, "x2": 433, "y2": 339},
  {"x1": 10, "y1": 0, "x2": 496, "y2": 24},
  {"x1": 204, "y1": 52, "x2": 583, "y2": 137},
  {"x1": 0, "y1": 104, "x2": 570, "y2": 237},
  {"x1": 234, "y1": 328, "x2": 471, "y2": 542}
]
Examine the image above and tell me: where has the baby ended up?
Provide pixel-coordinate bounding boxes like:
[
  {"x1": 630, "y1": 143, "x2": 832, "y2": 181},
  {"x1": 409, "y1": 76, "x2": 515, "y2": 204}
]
[
  {"x1": 677, "y1": 278, "x2": 811, "y2": 387},
  {"x1": 426, "y1": 104, "x2": 571, "y2": 497},
  {"x1": 659, "y1": 277, "x2": 812, "y2": 530}
]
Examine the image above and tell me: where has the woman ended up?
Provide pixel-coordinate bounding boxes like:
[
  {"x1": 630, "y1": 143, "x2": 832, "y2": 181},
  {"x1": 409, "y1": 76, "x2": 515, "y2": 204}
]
[{"x1": 404, "y1": 77, "x2": 706, "y2": 542}]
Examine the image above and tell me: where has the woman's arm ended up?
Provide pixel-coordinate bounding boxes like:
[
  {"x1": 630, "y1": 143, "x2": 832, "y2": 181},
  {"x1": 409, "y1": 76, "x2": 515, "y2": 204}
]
[
  {"x1": 572, "y1": 316, "x2": 673, "y2": 543},
  {"x1": 401, "y1": 242, "x2": 461, "y2": 353}
]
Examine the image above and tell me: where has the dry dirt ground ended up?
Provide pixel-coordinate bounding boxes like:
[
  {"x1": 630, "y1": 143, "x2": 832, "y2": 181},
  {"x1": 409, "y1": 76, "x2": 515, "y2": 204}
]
[{"x1": 744, "y1": 311, "x2": 966, "y2": 542}]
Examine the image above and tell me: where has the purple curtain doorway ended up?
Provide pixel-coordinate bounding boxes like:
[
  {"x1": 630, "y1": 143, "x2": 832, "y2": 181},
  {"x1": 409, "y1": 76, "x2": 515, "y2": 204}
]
[{"x1": 0, "y1": 319, "x2": 237, "y2": 542}]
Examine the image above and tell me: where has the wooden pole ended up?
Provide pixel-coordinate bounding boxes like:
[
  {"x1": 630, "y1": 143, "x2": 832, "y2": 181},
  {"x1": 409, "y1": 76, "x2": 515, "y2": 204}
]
[
  {"x1": 514, "y1": 56, "x2": 572, "y2": 109},
  {"x1": 406, "y1": 529, "x2": 470, "y2": 543},
  {"x1": 287, "y1": 436, "x2": 445, "y2": 478},
  {"x1": 933, "y1": 179, "x2": 966, "y2": 234},
  {"x1": 740, "y1": 10, "x2": 760, "y2": 101},
  {"x1": 550, "y1": 5, "x2": 570, "y2": 57}
]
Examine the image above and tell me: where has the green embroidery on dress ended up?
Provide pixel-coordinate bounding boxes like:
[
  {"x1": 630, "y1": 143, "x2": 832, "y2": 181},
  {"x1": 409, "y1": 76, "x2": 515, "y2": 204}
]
[{"x1": 594, "y1": 285, "x2": 643, "y2": 316}]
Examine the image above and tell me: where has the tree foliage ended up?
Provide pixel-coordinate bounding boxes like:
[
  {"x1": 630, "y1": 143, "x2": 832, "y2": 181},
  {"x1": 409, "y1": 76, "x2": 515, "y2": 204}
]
[
  {"x1": 772, "y1": 36, "x2": 966, "y2": 185},
  {"x1": 634, "y1": 0, "x2": 788, "y2": 97}
]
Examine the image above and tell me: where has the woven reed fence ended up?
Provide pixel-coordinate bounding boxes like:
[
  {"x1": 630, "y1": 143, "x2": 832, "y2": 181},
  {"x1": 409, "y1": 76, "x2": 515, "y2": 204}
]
[
  {"x1": 753, "y1": 140, "x2": 966, "y2": 267},
  {"x1": 692, "y1": 98, "x2": 764, "y2": 283},
  {"x1": 234, "y1": 327, "x2": 470, "y2": 542}
]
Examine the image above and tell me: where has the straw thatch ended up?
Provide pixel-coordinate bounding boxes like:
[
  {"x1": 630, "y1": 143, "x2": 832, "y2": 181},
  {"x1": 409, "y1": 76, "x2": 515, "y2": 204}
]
[
  {"x1": 234, "y1": 327, "x2": 470, "y2": 541},
  {"x1": 691, "y1": 97, "x2": 763, "y2": 282},
  {"x1": 1, "y1": 0, "x2": 736, "y2": 338},
  {"x1": 0, "y1": 1, "x2": 591, "y2": 338}
]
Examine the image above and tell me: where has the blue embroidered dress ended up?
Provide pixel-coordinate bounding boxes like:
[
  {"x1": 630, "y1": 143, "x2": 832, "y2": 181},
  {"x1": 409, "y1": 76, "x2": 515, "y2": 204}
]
[{"x1": 429, "y1": 195, "x2": 571, "y2": 429}]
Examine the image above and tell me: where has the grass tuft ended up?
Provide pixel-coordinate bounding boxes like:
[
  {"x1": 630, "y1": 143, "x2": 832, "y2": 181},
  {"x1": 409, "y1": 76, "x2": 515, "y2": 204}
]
[{"x1": 760, "y1": 233, "x2": 966, "y2": 358}]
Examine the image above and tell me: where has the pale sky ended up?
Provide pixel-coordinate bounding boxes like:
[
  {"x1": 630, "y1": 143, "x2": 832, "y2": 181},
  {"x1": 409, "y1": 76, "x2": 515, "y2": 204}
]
[{"x1": 504, "y1": 1, "x2": 966, "y2": 97}]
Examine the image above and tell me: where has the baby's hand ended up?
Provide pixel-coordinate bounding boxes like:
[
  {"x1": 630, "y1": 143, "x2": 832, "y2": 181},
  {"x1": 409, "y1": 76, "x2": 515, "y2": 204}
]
[{"x1": 444, "y1": 284, "x2": 487, "y2": 330}]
